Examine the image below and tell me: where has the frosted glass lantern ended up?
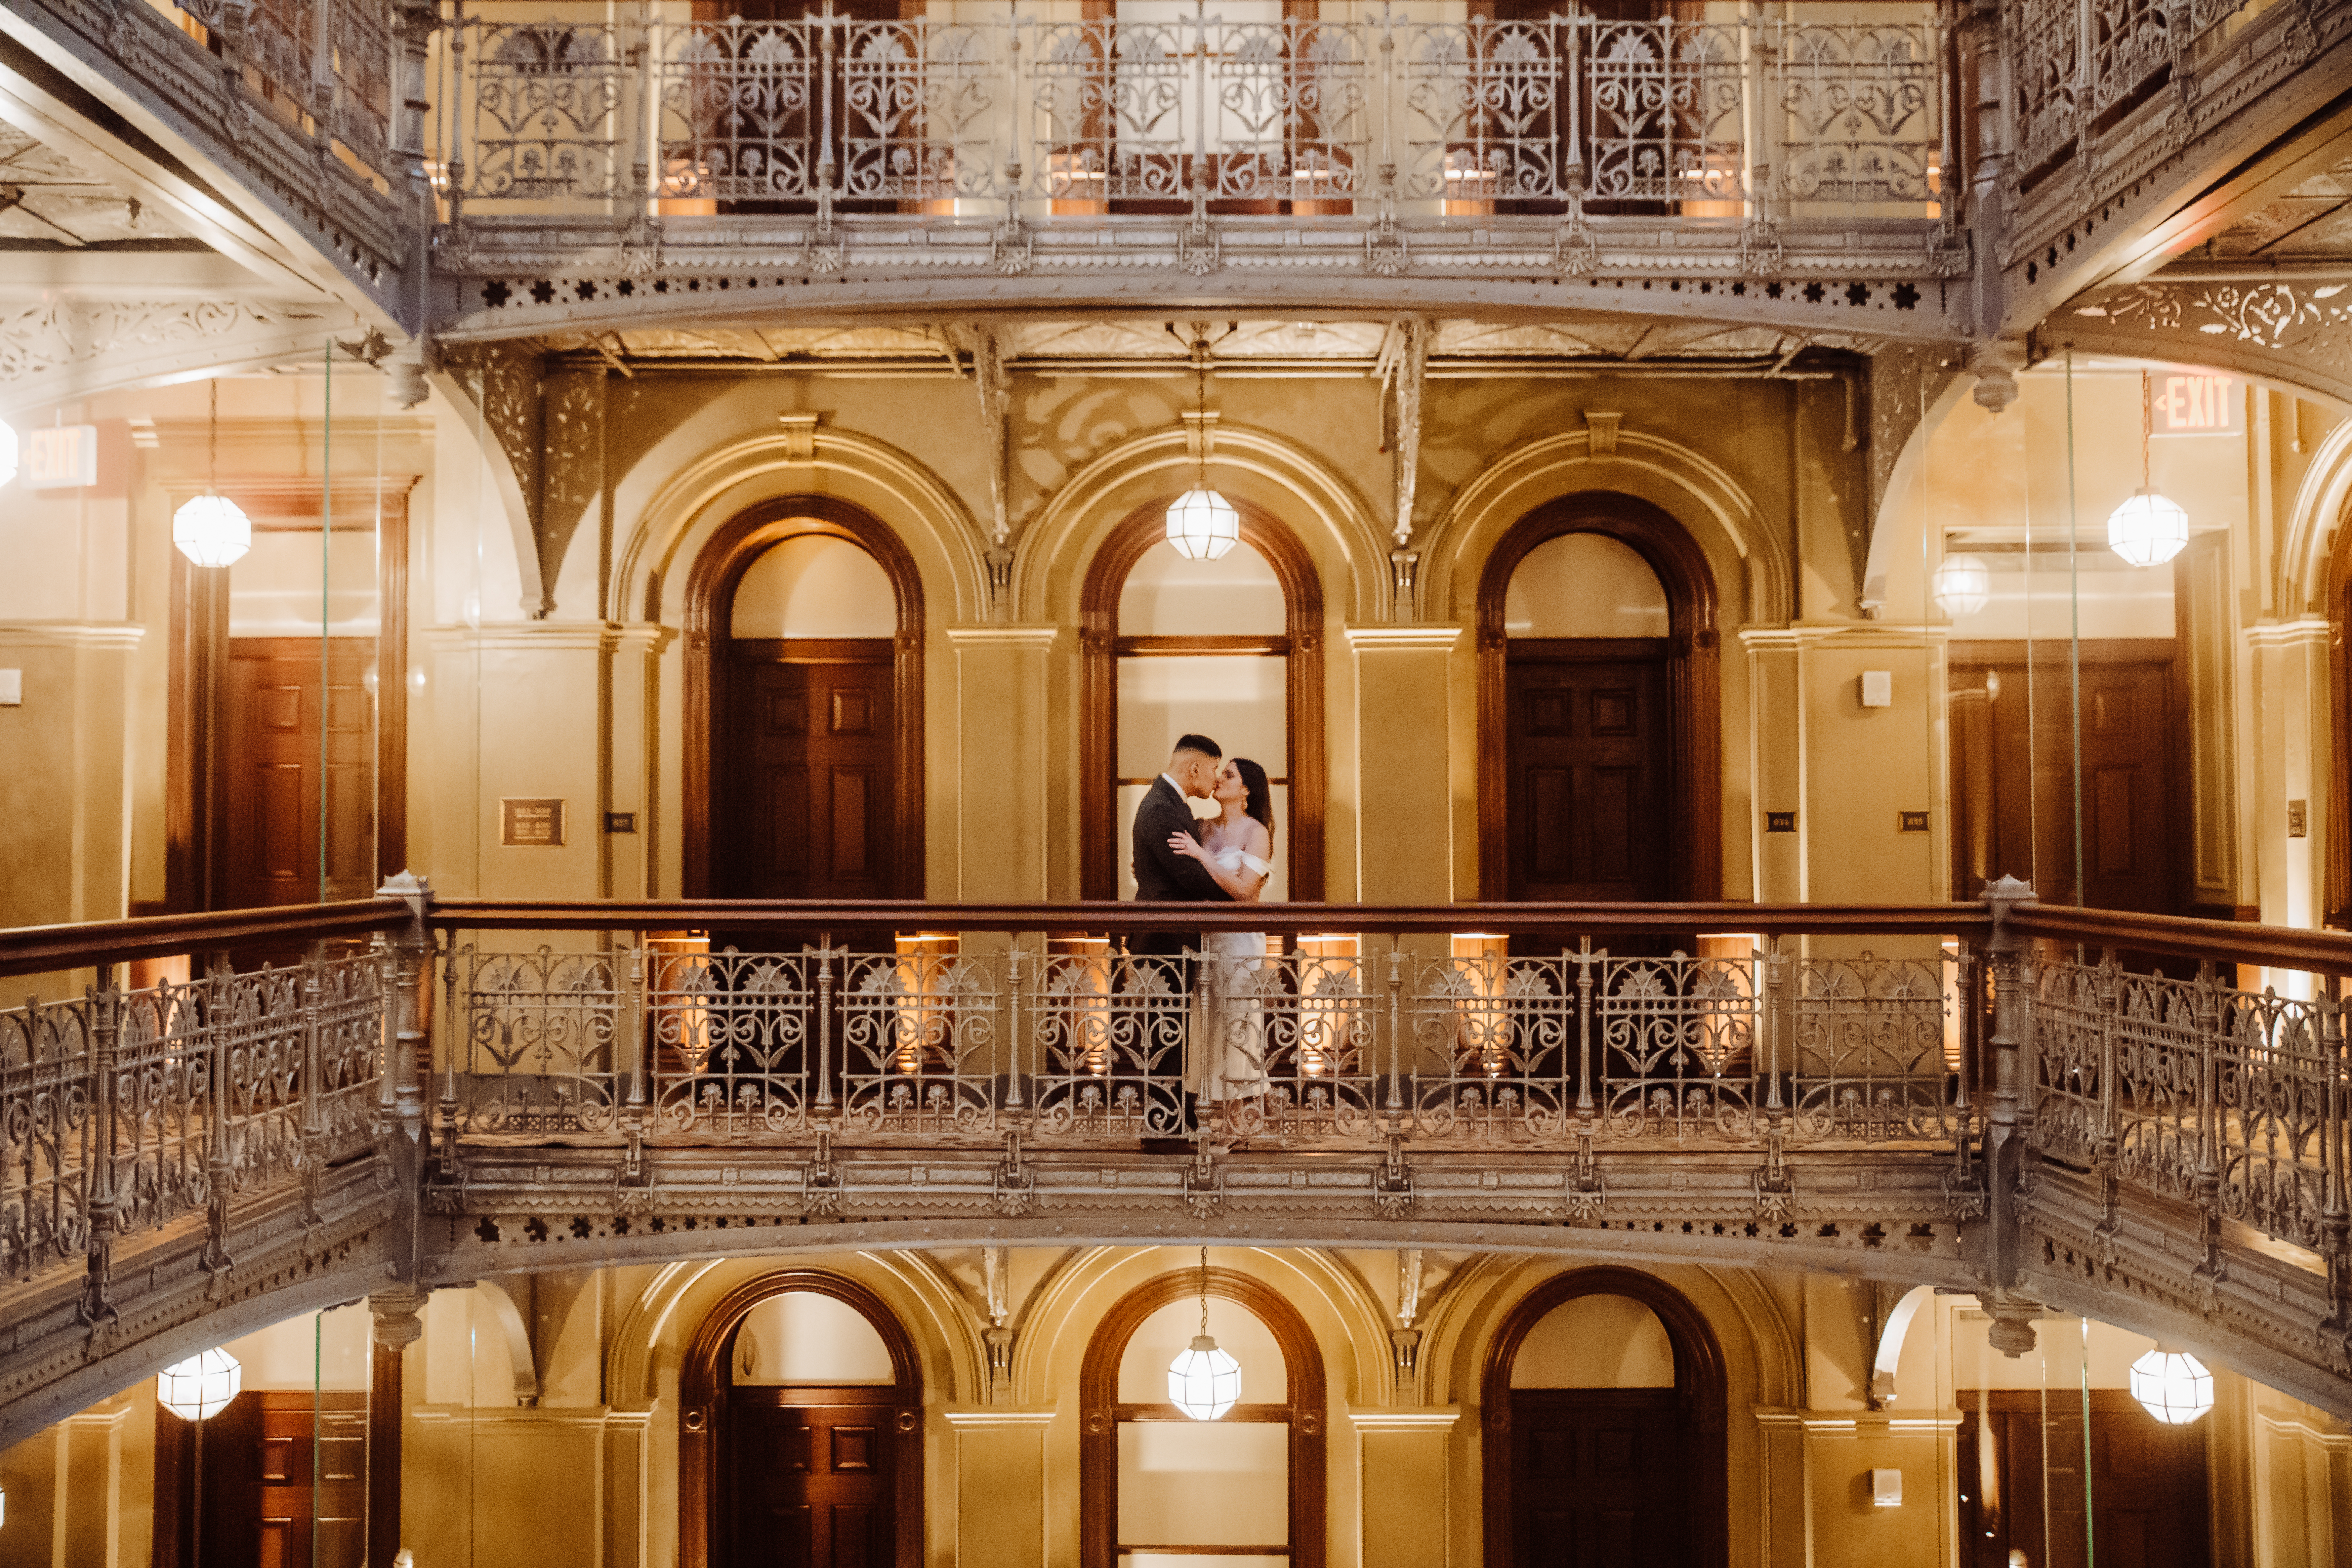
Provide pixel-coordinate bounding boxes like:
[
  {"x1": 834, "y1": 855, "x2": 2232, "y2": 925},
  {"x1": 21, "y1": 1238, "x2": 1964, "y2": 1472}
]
[
  {"x1": 173, "y1": 494, "x2": 252, "y2": 569},
  {"x1": 0, "y1": 419, "x2": 16, "y2": 487},
  {"x1": 1931, "y1": 553, "x2": 1992, "y2": 617},
  {"x1": 1165, "y1": 488, "x2": 1240, "y2": 561},
  {"x1": 1168, "y1": 1333, "x2": 1242, "y2": 1420},
  {"x1": 157, "y1": 1348, "x2": 243, "y2": 1421},
  {"x1": 2106, "y1": 488, "x2": 2190, "y2": 568},
  {"x1": 2128, "y1": 1346, "x2": 2212, "y2": 1424}
]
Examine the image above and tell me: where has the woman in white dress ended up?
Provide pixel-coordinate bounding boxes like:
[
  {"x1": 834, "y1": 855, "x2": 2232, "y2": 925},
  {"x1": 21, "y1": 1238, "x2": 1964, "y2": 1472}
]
[{"x1": 1167, "y1": 757, "x2": 1275, "y2": 1127}]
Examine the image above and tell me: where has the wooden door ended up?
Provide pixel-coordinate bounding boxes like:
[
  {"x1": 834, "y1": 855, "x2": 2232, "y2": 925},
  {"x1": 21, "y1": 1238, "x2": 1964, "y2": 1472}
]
[
  {"x1": 1509, "y1": 1389, "x2": 1686, "y2": 1568},
  {"x1": 720, "y1": 640, "x2": 897, "y2": 900},
  {"x1": 1949, "y1": 649, "x2": 2175, "y2": 913},
  {"x1": 219, "y1": 638, "x2": 377, "y2": 909},
  {"x1": 154, "y1": 1391, "x2": 368, "y2": 1568},
  {"x1": 1958, "y1": 1390, "x2": 2210, "y2": 1568},
  {"x1": 723, "y1": 1387, "x2": 898, "y2": 1568},
  {"x1": 1504, "y1": 645, "x2": 1671, "y2": 902}
]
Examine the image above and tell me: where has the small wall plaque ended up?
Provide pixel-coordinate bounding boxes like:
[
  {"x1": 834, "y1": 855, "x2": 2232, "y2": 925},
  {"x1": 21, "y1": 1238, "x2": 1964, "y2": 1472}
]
[
  {"x1": 501, "y1": 798, "x2": 566, "y2": 847},
  {"x1": 2289, "y1": 799, "x2": 2308, "y2": 839},
  {"x1": 1766, "y1": 811, "x2": 1797, "y2": 833},
  {"x1": 605, "y1": 811, "x2": 637, "y2": 835},
  {"x1": 1898, "y1": 810, "x2": 1930, "y2": 833}
]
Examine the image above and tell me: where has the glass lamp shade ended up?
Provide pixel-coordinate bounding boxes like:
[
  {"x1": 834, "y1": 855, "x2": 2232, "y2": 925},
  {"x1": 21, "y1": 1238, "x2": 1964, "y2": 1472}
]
[
  {"x1": 1168, "y1": 1333, "x2": 1242, "y2": 1420},
  {"x1": 2128, "y1": 1347, "x2": 2213, "y2": 1425},
  {"x1": 2106, "y1": 488, "x2": 2190, "y2": 568},
  {"x1": 157, "y1": 1348, "x2": 243, "y2": 1421},
  {"x1": 1165, "y1": 488, "x2": 1240, "y2": 561},
  {"x1": 173, "y1": 493, "x2": 253, "y2": 568},
  {"x1": 1931, "y1": 552, "x2": 1992, "y2": 618},
  {"x1": 0, "y1": 419, "x2": 16, "y2": 488}
]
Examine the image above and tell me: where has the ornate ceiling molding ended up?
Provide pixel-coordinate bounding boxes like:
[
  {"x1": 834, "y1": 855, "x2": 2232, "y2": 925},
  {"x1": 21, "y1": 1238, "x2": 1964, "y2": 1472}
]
[
  {"x1": 0, "y1": 295, "x2": 365, "y2": 415},
  {"x1": 2035, "y1": 277, "x2": 2352, "y2": 409}
]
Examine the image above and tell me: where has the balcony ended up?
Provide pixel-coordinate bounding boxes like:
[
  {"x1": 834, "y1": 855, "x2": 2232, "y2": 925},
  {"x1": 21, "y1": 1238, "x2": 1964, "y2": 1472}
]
[
  {"x1": 5, "y1": 882, "x2": 2352, "y2": 1443},
  {"x1": 426, "y1": 5, "x2": 1970, "y2": 341}
]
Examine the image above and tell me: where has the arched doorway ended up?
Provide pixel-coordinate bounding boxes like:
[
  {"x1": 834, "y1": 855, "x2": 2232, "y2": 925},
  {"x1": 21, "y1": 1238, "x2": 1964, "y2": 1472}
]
[
  {"x1": 1081, "y1": 499, "x2": 1326, "y2": 902},
  {"x1": 679, "y1": 1271, "x2": 924, "y2": 1568},
  {"x1": 684, "y1": 497, "x2": 925, "y2": 898},
  {"x1": 1476, "y1": 494, "x2": 1721, "y2": 902},
  {"x1": 1481, "y1": 1268, "x2": 1727, "y2": 1568},
  {"x1": 1080, "y1": 1263, "x2": 1327, "y2": 1568}
]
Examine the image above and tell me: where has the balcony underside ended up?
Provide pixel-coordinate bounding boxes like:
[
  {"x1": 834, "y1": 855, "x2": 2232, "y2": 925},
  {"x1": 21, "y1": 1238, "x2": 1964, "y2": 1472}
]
[{"x1": 431, "y1": 215, "x2": 1972, "y2": 346}]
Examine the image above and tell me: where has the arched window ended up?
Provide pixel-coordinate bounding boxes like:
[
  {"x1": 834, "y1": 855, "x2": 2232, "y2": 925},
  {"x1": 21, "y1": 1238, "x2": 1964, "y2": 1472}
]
[
  {"x1": 1482, "y1": 1268, "x2": 1726, "y2": 1568},
  {"x1": 1082, "y1": 501, "x2": 1325, "y2": 901},
  {"x1": 1081, "y1": 1264, "x2": 1326, "y2": 1568},
  {"x1": 684, "y1": 498, "x2": 925, "y2": 898},
  {"x1": 679, "y1": 1273, "x2": 924, "y2": 1568}
]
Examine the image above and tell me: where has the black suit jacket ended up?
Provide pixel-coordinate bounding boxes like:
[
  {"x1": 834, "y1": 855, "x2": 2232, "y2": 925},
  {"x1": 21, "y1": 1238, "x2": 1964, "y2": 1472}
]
[{"x1": 1131, "y1": 775, "x2": 1231, "y2": 904}]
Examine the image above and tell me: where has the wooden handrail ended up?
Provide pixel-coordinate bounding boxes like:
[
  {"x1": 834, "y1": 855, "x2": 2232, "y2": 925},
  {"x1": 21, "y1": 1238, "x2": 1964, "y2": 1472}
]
[
  {"x1": 0, "y1": 900, "x2": 410, "y2": 981},
  {"x1": 426, "y1": 898, "x2": 1995, "y2": 939},
  {"x1": 2005, "y1": 903, "x2": 2352, "y2": 977}
]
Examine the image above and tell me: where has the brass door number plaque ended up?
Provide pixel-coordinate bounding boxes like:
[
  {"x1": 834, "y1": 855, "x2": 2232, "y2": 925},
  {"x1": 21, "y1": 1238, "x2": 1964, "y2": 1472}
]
[
  {"x1": 501, "y1": 798, "x2": 566, "y2": 847},
  {"x1": 1898, "y1": 811, "x2": 1930, "y2": 833},
  {"x1": 1765, "y1": 812, "x2": 1796, "y2": 833}
]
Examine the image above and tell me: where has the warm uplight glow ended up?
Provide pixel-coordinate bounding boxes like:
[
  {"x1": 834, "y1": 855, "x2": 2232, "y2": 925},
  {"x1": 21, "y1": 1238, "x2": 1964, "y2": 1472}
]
[
  {"x1": 2107, "y1": 489, "x2": 2190, "y2": 568},
  {"x1": 2128, "y1": 1346, "x2": 2213, "y2": 1424},
  {"x1": 1169, "y1": 1333, "x2": 1242, "y2": 1419},
  {"x1": 173, "y1": 494, "x2": 253, "y2": 568},
  {"x1": 0, "y1": 419, "x2": 16, "y2": 487},
  {"x1": 157, "y1": 1348, "x2": 243, "y2": 1421},
  {"x1": 1165, "y1": 488, "x2": 1240, "y2": 560},
  {"x1": 1931, "y1": 552, "x2": 1992, "y2": 616}
]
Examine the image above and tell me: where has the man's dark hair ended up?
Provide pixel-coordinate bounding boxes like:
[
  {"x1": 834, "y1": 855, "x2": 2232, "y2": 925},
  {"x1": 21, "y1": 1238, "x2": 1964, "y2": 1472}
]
[{"x1": 1171, "y1": 733, "x2": 1222, "y2": 760}]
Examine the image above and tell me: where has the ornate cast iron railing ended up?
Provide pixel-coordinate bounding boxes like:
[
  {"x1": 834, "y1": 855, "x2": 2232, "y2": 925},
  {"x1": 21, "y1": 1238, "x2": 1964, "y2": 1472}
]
[{"x1": 433, "y1": 5, "x2": 1951, "y2": 226}]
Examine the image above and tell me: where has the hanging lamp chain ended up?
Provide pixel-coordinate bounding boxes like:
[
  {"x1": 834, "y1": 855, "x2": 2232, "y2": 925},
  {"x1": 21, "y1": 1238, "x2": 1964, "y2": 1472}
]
[
  {"x1": 2140, "y1": 369, "x2": 2151, "y2": 491},
  {"x1": 1199, "y1": 1245, "x2": 1209, "y2": 1336},
  {"x1": 208, "y1": 378, "x2": 219, "y2": 496}
]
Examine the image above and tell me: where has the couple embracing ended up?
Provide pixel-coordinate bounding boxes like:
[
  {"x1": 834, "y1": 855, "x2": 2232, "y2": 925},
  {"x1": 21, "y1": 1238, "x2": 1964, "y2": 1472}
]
[{"x1": 1130, "y1": 733, "x2": 1275, "y2": 1137}]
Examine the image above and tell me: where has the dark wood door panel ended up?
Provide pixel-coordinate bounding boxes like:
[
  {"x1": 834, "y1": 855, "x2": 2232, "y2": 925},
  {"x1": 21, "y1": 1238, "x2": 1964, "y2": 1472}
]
[
  {"x1": 1509, "y1": 1389, "x2": 1684, "y2": 1568},
  {"x1": 219, "y1": 639, "x2": 377, "y2": 910},
  {"x1": 720, "y1": 646, "x2": 895, "y2": 899},
  {"x1": 1505, "y1": 656, "x2": 1670, "y2": 903},
  {"x1": 723, "y1": 1390, "x2": 898, "y2": 1568},
  {"x1": 1957, "y1": 1390, "x2": 2210, "y2": 1568},
  {"x1": 1949, "y1": 651, "x2": 2177, "y2": 915}
]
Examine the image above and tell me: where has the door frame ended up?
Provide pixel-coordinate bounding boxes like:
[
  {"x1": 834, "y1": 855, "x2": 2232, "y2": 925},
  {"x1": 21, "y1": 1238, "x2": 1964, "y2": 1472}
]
[
  {"x1": 1079, "y1": 497, "x2": 1326, "y2": 902},
  {"x1": 1480, "y1": 1266, "x2": 1727, "y2": 1568},
  {"x1": 1476, "y1": 493, "x2": 1721, "y2": 902},
  {"x1": 678, "y1": 1270, "x2": 926, "y2": 1568},
  {"x1": 1078, "y1": 1265, "x2": 1328, "y2": 1568},
  {"x1": 684, "y1": 496, "x2": 926, "y2": 899}
]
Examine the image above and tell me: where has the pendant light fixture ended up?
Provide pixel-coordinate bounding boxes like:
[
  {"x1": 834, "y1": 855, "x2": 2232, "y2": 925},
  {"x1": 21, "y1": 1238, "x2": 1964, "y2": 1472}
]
[
  {"x1": 2107, "y1": 370, "x2": 2189, "y2": 568},
  {"x1": 2128, "y1": 1344, "x2": 2214, "y2": 1424},
  {"x1": 1931, "y1": 551, "x2": 1992, "y2": 617},
  {"x1": 158, "y1": 1346, "x2": 240, "y2": 1568},
  {"x1": 1167, "y1": 1247, "x2": 1240, "y2": 1420},
  {"x1": 1165, "y1": 334, "x2": 1238, "y2": 561},
  {"x1": 173, "y1": 380, "x2": 251, "y2": 568}
]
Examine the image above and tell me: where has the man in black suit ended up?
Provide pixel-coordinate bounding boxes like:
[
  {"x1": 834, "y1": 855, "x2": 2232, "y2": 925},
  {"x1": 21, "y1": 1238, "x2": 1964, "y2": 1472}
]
[{"x1": 1129, "y1": 734, "x2": 1228, "y2": 1141}]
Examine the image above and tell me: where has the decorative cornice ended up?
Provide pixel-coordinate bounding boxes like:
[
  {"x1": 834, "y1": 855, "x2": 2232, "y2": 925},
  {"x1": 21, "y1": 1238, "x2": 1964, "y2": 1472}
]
[{"x1": 1343, "y1": 625, "x2": 1464, "y2": 652}]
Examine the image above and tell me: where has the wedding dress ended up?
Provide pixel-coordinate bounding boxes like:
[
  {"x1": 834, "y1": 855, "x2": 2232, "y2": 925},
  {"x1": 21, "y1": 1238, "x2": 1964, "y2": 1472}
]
[{"x1": 1190, "y1": 848, "x2": 1273, "y2": 1103}]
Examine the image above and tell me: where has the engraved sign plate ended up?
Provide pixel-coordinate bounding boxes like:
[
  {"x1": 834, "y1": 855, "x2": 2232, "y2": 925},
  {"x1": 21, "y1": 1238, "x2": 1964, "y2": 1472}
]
[{"x1": 501, "y1": 798, "x2": 566, "y2": 847}]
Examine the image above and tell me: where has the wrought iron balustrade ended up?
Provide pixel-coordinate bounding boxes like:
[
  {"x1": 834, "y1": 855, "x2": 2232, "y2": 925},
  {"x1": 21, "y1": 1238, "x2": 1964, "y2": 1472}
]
[{"x1": 433, "y1": 5, "x2": 1950, "y2": 227}]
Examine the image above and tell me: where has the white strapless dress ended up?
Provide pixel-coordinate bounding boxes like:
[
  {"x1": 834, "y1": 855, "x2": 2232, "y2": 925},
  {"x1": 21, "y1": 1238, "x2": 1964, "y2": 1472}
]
[{"x1": 1190, "y1": 849, "x2": 1273, "y2": 1103}]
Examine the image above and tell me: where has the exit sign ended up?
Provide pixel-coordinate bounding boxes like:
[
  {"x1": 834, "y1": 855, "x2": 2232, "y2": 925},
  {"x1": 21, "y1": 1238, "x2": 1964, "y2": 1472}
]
[
  {"x1": 2147, "y1": 373, "x2": 2239, "y2": 435},
  {"x1": 24, "y1": 424, "x2": 97, "y2": 487}
]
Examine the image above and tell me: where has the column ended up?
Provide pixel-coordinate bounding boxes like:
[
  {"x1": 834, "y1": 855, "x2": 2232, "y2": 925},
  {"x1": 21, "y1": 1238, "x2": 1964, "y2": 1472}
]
[
  {"x1": 945, "y1": 626, "x2": 1058, "y2": 901},
  {"x1": 368, "y1": 1286, "x2": 427, "y2": 1568},
  {"x1": 1344, "y1": 627, "x2": 1460, "y2": 904},
  {"x1": 1352, "y1": 1407, "x2": 1459, "y2": 1568},
  {"x1": 1742, "y1": 628, "x2": 1805, "y2": 902},
  {"x1": 941, "y1": 1408, "x2": 1057, "y2": 1568}
]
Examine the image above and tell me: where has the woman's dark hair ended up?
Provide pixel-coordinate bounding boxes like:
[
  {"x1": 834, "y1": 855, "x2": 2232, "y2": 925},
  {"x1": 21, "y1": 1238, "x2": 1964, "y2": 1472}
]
[{"x1": 1232, "y1": 757, "x2": 1275, "y2": 840}]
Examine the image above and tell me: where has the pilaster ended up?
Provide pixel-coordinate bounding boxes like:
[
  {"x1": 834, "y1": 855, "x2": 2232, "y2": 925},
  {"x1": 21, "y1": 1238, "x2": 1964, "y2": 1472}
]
[
  {"x1": 1351, "y1": 1406, "x2": 1460, "y2": 1568},
  {"x1": 1344, "y1": 626, "x2": 1460, "y2": 904},
  {"x1": 944, "y1": 626, "x2": 1059, "y2": 901},
  {"x1": 940, "y1": 1407, "x2": 1057, "y2": 1568}
]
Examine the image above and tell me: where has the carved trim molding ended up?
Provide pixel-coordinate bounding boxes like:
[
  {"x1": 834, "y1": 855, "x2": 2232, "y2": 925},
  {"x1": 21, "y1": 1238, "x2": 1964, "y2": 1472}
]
[
  {"x1": 2039, "y1": 279, "x2": 2352, "y2": 409},
  {"x1": 0, "y1": 298, "x2": 364, "y2": 416}
]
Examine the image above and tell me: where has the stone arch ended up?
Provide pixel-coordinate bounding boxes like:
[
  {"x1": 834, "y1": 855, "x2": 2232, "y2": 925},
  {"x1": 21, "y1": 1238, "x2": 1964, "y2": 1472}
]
[
  {"x1": 1014, "y1": 422, "x2": 1388, "y2": 627},
  {"x1": 1477, "y1": 1266, "x2": 1729, "y2": 1568},
  {"x1": 1420, "y1": 425, "x2": 1788, "y2": 629},
  {"x1": 678, "y1": 1268, "x2": 926, "y2": 1568},
  {"x1": 679, "y1": 496, "x2": 926, "y2": 896},
  {"x1": 1860, "y1": 370, "x2": 1981, "y2": 615},
  {"x1": 1077, "y1": 1264, "x2": 1329, "y2": 1568},
  {"x1": 1474, "y1": 491, "x2": 1723, "y2": 900},
  {"x1": 612, "y1": 422, "x2": 991, "y2": 628},
  {"x1": 2282, "y1": 415, "x2": 2352, "y2": 616},
  {"x1": 1077, "y1": 498, "x2": 1328, "y2": 900}
]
